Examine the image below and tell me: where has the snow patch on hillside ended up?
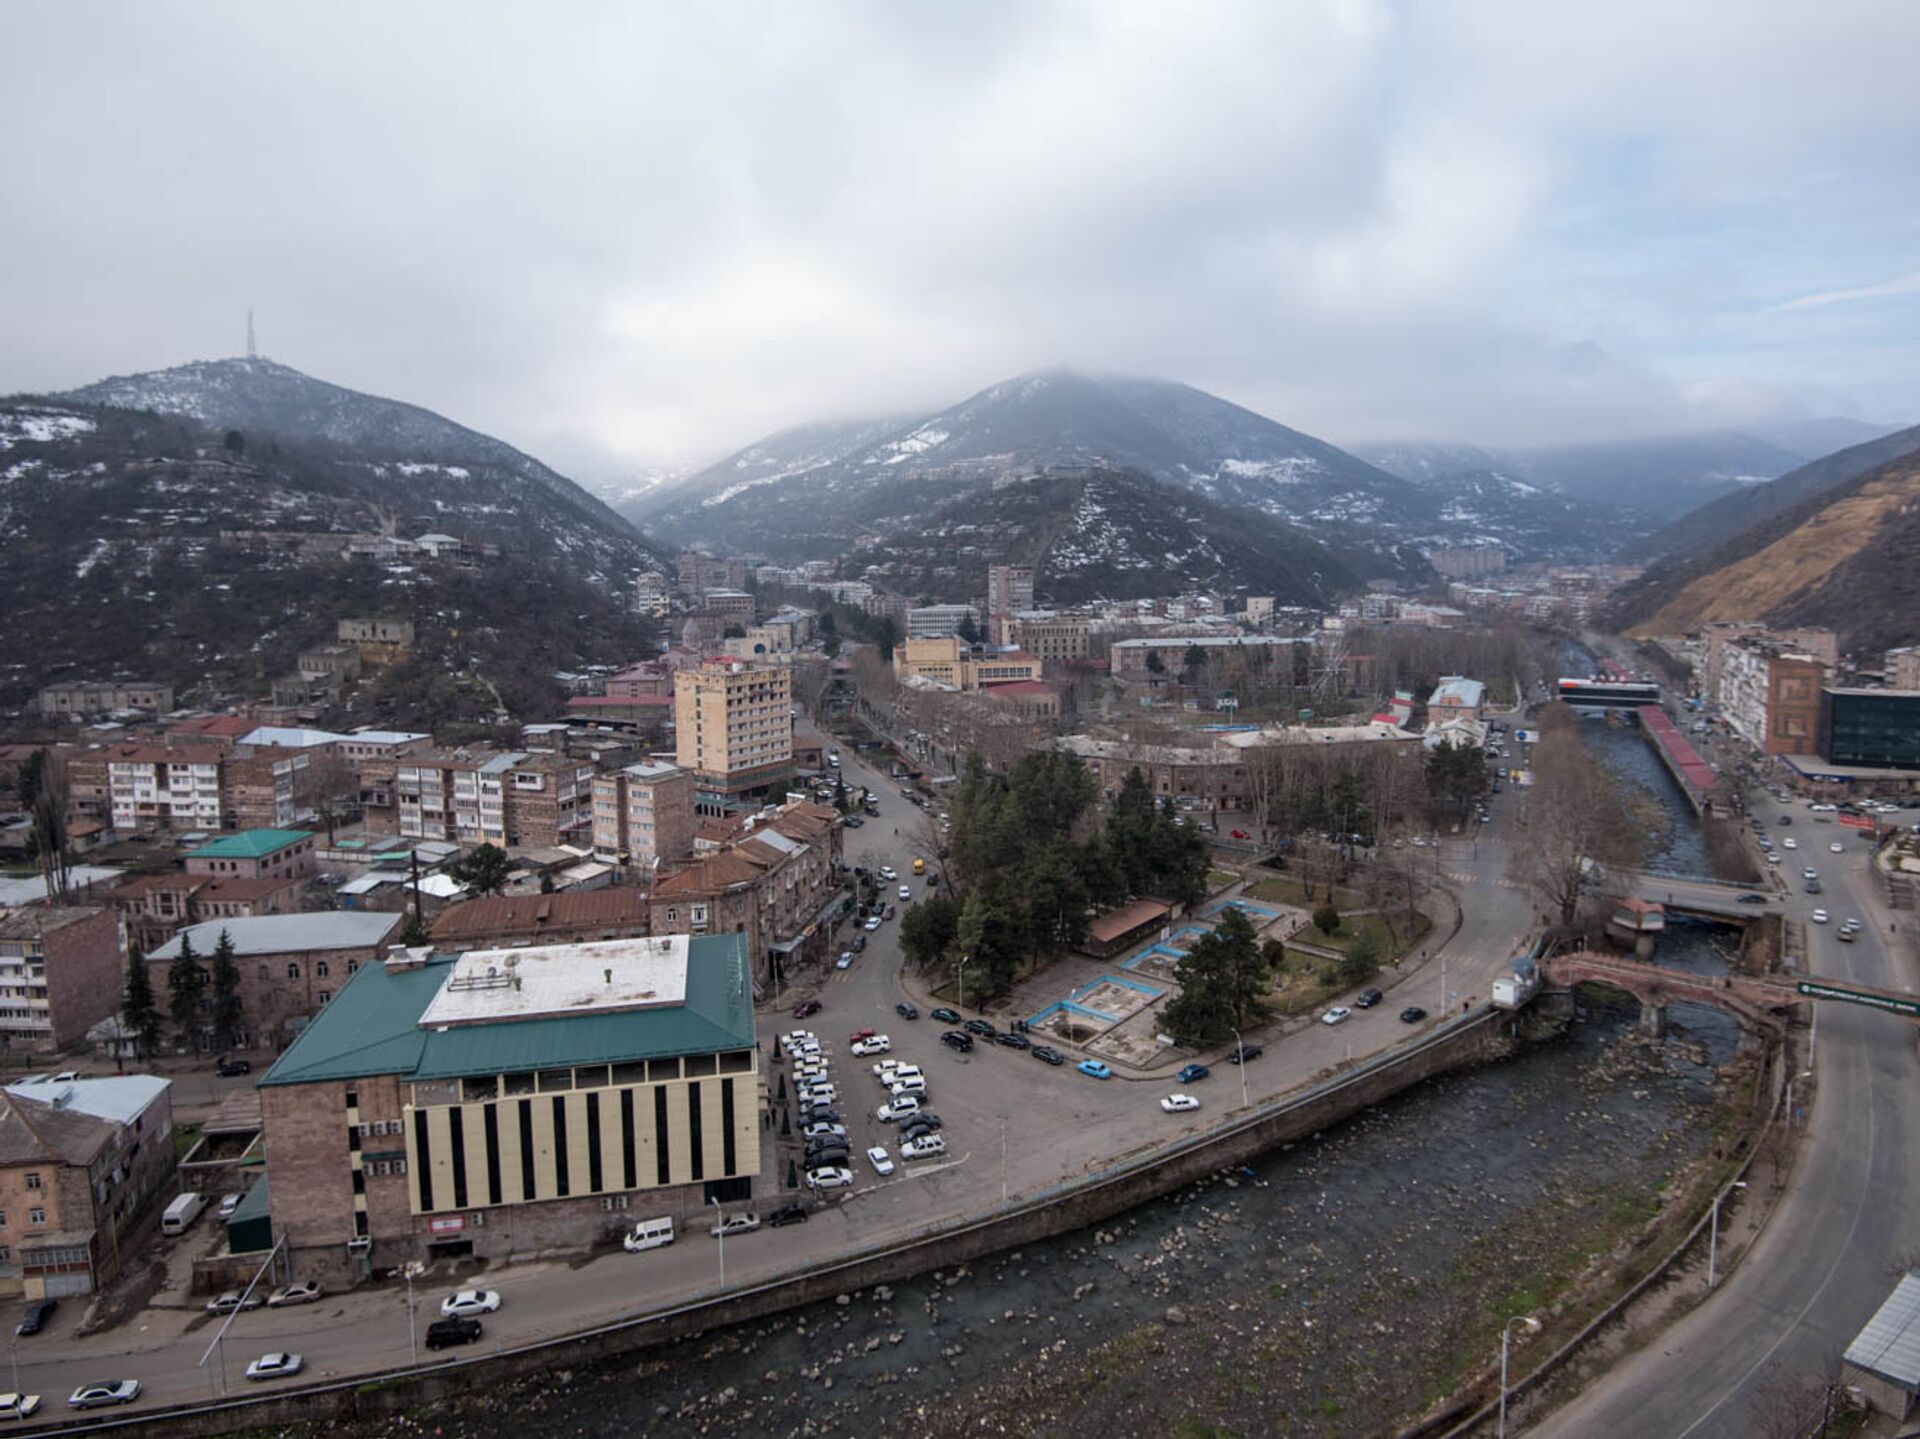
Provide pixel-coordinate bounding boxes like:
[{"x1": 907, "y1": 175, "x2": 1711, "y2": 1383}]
[{"x1": 0, "y1": 412, "x2": 96, "y2": 450}]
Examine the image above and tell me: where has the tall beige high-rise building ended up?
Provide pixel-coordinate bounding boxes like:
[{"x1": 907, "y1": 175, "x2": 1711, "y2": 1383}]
[
  {"x1": 673, "y1": 661, "x2": 794, "y2": 811},
  {"x1": 987, "y1": 564, "x2": 1035, "y2": 617},
  {"x1": 591, "y1": 760, "x2": 696, "y2": 868}
]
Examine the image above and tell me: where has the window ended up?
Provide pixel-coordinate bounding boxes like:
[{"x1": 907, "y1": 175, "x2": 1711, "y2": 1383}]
[
  {"x1": 27, "y1": 1209, "x2": 44, "y2": 1226},
  {"x1": 23, "y1": 1174, "x2": 39, "y2": 1191},
  {"x1": 317, "y1": 990, "x2": 331, "y2": 1004},
  {"x1": 287, "y1": 962, "x2": 301, "y2": 979},
  {"x1": 316, "y1": 961, "x2": 330, "y2": 978}
]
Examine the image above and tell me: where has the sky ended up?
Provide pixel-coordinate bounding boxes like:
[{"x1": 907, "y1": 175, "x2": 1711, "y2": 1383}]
[{"x1": 4, "y1": 1, "x2": 1918, "y2": 481}]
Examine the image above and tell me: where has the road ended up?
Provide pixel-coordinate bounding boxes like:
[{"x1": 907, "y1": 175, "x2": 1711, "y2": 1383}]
[{"x1": 1533, "y1": 794, "x2": 1920, "y2": 1436}]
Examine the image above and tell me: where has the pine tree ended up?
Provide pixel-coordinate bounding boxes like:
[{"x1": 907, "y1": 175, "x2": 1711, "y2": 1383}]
[
  {"x1": 166, "y1": 932, "x2": 203, "y2": 1042},
  {"x1": 209, "y1": 929, "x2": 245, "y2": 1052},
  {"x1": 121, "y1": 947, "x2": 162, "y2": 1058}
]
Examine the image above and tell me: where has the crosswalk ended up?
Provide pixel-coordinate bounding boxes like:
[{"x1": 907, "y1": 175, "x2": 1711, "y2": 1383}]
[{"x1": 1443, "y1": 868, "x2": 1529, "y2": 891}]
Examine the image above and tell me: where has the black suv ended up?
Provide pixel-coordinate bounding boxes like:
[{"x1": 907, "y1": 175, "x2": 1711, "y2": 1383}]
[
  {"x1": 940, "y1": 1030, "x2": 974, "y2": 1053},
  {"x1": 963, "y1": 1019, "x2": 997, "y2": 1039},
  {"x1": 896, "y1": 1001, "x2": 918, "y2": 1020},
  {"x1": 1226, "y1": 1043, "x2": 1264, "y2": 1065},
  {"x1": 768, "y1": 1204, "x2": 811, "y2": 1227},
  {"x1": 1354, "y1": 989, "x2": 1383, "y2": 1009},
  {"x1": 215, "y1": 1057, "x2": 252, "y2": 1077},
  {"x1": 426, "y1": 1317, "x2": 483, "y2": 1349},
  {"x1": 14, "y1": 1299, "x2": 56, "y2": 1336},
  {"x1": 900, "y1": 1114, "x2": 944, "y2": 1139}
]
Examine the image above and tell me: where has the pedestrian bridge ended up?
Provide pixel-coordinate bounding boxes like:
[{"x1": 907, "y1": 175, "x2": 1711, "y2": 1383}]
[{"x1": 1538, "y1": 953, "x2": 1920, "y2": 1035}]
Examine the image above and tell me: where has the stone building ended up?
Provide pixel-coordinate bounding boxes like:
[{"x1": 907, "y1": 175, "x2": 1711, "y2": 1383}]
[
  {"x1": 427, "y1": 890, "x2": 653, "y2": 949},
  {"x1": 0, "y1": 907, "x2": 126, "y2": 1053},
  {"x1": 591, "y1": 761, "x2": 697, "y2": 868}
]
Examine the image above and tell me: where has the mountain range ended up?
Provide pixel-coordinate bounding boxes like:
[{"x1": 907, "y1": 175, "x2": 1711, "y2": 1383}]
[
  {"x1": 1606, "y1": 423, "x2": 1920, "y2": 655},
  {"x1": 0, "y1": 358, "x2": 666, "y2": 719}
]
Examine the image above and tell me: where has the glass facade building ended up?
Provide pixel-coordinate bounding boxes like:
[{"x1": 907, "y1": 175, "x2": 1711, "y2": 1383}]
[{"x1": 1821, "y1": 689, "x2": 1920, "y2": 771}]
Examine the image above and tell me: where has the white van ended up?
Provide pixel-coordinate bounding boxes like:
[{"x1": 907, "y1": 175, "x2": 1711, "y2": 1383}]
[
  {"x1": 623, "y1": 1217, "x2": 675, "y2": 1253},
  {"x1": 162, "y1": 1192, "x2": 208, "y2": 1236}
]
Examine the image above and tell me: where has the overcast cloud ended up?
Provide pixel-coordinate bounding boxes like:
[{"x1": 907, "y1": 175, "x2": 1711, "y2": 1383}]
[{"x1": 4, "y1": 1, "x2": 1917, "y2": 478}]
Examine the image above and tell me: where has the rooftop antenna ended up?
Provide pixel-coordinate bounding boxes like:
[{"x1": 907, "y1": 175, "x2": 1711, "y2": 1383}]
[{"x1": 247, "y1": 309, "x2": 257, "y2": 360}]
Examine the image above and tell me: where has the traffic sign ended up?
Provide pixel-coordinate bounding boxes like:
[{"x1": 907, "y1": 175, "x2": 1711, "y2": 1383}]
[{"x1": 1796, "y1": 980, "x2": 1920, "y2": 1019}]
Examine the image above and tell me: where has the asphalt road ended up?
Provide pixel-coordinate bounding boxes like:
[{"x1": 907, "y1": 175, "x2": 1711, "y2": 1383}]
[{"x1": 1533, "y1": 796, "x2": 1920, "y2": 1436}]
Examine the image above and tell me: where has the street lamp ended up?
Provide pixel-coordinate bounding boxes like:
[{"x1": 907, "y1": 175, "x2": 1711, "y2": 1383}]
[
  {"x1": 1228, "y1": 1025, "x2": 1250, "y2": 1110},
  {"x1": 1499, "y1": 1314, "x2": 1541, "y2": 1438},
  {"x1": 1708, "y1": 1179, "x2": 1748, "y2": 1289},
  {"x1": 403, "y1": 1260, "x2": 426, "y2": 1365},
  {"x1": 709, "y1": 1197, "x2": 726, "y2": 1288},
  {"x1": 956, "y1": 954, "x2": 972, "y2": 1012}
]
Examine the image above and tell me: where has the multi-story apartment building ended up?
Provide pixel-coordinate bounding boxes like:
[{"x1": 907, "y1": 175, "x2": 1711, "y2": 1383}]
[
  {"x1": 1885, "y1": 648, "x2": 1920, "y2": 692},
  {"x1": 674, "y1": 662, "x2": 794, "y2": 812},
  {"x1": 632, "y1": 572, "x2": 672, "y2": 618},
  {"x1": 0, "y1": 907, "x2": 125, "y2": 1053},
  {"x1": 650, "y1": 801, "x2": 842, "y2": 984},
  {"x1": 390, "y1": 752, "x2": 597, "y2": 848},
  {"x1": 113, "y1": 873, "x2": 304, "y2": 952},
  {"x1": 1005, "y1": 612, "x2": 1091, "y2": 664},
  {"x1": 1107, "y1": 634, "x2": 1306, "y2": 682},
  {"x1": 700, "y1": 590, "x2": 756, "y2": 623},
  {"x1": 1820, "y1": 688, "x2": 1920, "y2": 772},
  {"x1": 1718, "y1": 644, "x2": 1828, "y2": 756},
  {"x1": 147, "y1": 912, "x2": 403, "y2": 1048},
  {"x1": 590, "y1": 761, "x2": 696, "y2": 868},
  {"x1": 676, "y1": 552, "x2": 747, "y2": 599},
  {"x1": 105, "y1": 746, "x2": 224, "y2": 832},
  {"x1": 1428, "y1": 547, "x2": 1508, "y2": 580},
  {"x1": 35, "y1": 681, "x2": 175, "y2": 719},
  {"x1": 258, "y1": 933, "x2": 758, "y2": 1279},
  {"x1": 427, "y1": 890, "x2": 653, "y2": 949},
  {"x1": 187, "y1": 828, "x2": 317, "y2": 881},
  {"x1": 986, "y1": 564, "x2": 1035, "y2": 620},
  {"x1": 1243, "y1": 596, "x2": 1276, "y2": 626},
  {"x1": 338, "y1": 617, "x2": 414, "y2": 665},
  {"x1": 604, "y1": 662, "x2": 675, "y2": 699},
  {"x1": 0, "y1": 1075, "x2": 175, "y2": 1298}
]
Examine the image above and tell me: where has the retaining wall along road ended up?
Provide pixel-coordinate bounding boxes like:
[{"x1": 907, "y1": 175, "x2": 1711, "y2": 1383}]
[{"x1": 36, "y1": 1009, "x2": 1515, "y2": 1439}]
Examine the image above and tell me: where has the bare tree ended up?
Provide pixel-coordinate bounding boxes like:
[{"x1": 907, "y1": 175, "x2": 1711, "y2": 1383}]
[
  {"x1": 29, "y1": 751, "x2": 73, "y2": 904},
  {"x1": 1506, "y1": 710, "x2": 1643, "y2": 925},
  {"x1": 1749, "y1": 1356, "x2": 1847, "y2": 1439},
  {"x1": 298, "y1": 748, "x2": 361, "y2": 844}
]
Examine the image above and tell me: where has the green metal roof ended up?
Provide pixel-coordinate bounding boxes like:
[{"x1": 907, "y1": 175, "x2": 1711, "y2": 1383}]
[
  {"x1": 261, "y1": 934, "x2": 756, "y2": 1088},
  {"x1": 189, "y1": 828, "x2": 311, "y2": 859}
]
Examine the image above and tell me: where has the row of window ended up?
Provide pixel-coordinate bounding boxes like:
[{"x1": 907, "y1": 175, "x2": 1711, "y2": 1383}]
[
  {"x1": 410, "y1": 1050, "x2": 755, "y2": 1107},
  {"x1": 0, "y1": 1209, "x2": 48, "y2": 1226}
]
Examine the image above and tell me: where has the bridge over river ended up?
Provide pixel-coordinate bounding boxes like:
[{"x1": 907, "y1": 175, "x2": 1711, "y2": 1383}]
[{"x1": 1537, "y1": 951, "x2": 1920, "y2": 1035}]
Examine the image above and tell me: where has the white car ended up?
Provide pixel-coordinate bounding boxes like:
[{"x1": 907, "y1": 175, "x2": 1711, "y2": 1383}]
[
  {"x1": 1810, "y1": 802, "x2": 1837, "y2": 812},
  {"x1": 1803, "y1": 867, "x2": 1819, "y2": 881},
  {"x1": 1160, "y1": 1093, "x2": 1201, "y2": 1113},
  {"x1": 266, "y1": 1281, "x2": 323, "y2": 1308},
  {"x1": 876, "y1": 1096, "x2": 921, "y2": 1122},
  {"x1": 1811, "y1": 909, "x2": 1830, "y2": 924},
  {"x1": 796, "y1": 1083, "x2": 837, "y2": 1104},
  {"x1": 1321, "y1": 1006, "x2": 1352, "y2": 1026},
  {"x1": 1766, "y1": 852, "x2": 1782, "y2": 864},
  {"x1": 889, "y1": 1075, "x2": 928, "y2": 1097},
  {"x1": 244, "y1": 1352, "x2": 304, "y2": 1382},
  {"x1": 901, "y1": 1133, "x2": 947, "y2": 1161},
  {"x1": 802, "y1": 1121, "x2": 847, "y2": 1141},
  {"x1": 206, "y1": 1290, "x2": 263, "y2": 1315},
  {"x1": 710, "y1": 1212, "x2": 761, "y2": 1237},
  {"x1": 66, "y1": 1382, "x2": 139, "y2": 1410},
  {"x1": 879, "y1": 866, "x2": 898, "y2": 881},
  {"x1": 898, "y1": 885, "x2": 911, "y2": 900},
  {"x1": 1782, "y1": 837, "x2": 1798, "y2": 850},
  {"x1": 872, "y1": 1059, "x2": 914, "y2": 1081},
  {"x1": 806, "y1": 1166, "x2": 855, "y2": 1191},
  {"x1": 218, "y1": 1192, "x2": 243, "y2": 1220},
  {"x1": 867, "y1": 1145, "x2": 895, "y2": 1176},
  {"x1": 781, "y1": 1031, "x2": 816, "y2": 1054},
  {"x1": 836, "y1": 952, "x2": 854, "y2": 970},
  {"x1": 0, "y1": 1395, "x2": 41, "y2": 1420},
  {"x1": 864, "y1": 917, "x2": 883, "y2": 932},
  {"x1": 1830, "y1": 842, "x2": 1845, "y2": 853},
  {"x1": 439, "y1": 1289, "x2": 501, "y2": 1318},
  {"x1": 850, "y1": 1036, "x2": 890, "y2": 1057}
]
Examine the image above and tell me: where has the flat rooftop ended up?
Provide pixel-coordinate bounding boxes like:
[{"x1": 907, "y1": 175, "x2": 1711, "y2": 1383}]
[{"x1": 418, "y1": 935, "x2": 691, "y2": 1028}]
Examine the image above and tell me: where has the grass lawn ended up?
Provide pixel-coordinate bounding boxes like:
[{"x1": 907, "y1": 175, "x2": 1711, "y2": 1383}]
[
  {"x1": 1300, "y1": 911, "x2": 1432, "y2": 960},
  {"x1": 174, "y1": 1123, "x2": 203, "y2": 1159},
  {"x1": 1206, "y1": 868, "x2": 1239, "y2": 893},
  {"x1": 1244, "y1": 875, "x2": 1363, "y2": 911}
]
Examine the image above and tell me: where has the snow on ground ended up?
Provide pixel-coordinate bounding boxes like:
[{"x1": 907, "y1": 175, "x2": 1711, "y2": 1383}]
[
  {"x1": 875, "y1": 427, "x2": 951, "y2": 465},
  {"x1": 0, "y1": 412, "x2": 96, "y2": 450},
  {"x1": 74, "y1": 538, "x2": 112, "y2": 578}
]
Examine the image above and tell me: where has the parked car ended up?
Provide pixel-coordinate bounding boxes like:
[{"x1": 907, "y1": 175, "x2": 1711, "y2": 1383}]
[
  {"x1": 1175, "y1": 1063, "x2": 1211, "y2": 1084},
  {"x1": 1782, "y1": 836, "x2": 1798, "y2": 850},
  {"x1": 1830, "y1": 842, "x2": 1845, "y2": 853},
  {"x1": 13, "y1": 1301, "x2": 56, "y2": 1337},
  {"x1": 1811, "y1": 909, "x2": 1830, "y2": 924},
  {"x1": 898, "y1": 885, "x2": 911, "y2": 901},
  {"x1": 1226, "y1": 1043, "x2": 1263, "y2": 1064},
  {"x1": 1321, "y1": 1006, "x2": 1352, "y2": 1026},
  {"x1": 791, "y1": 999, "x2": 822, "y2": 1020},
  {"x1": 1030, "y1": 1045, "x2": 1066, "y2": 1066},
  {"x1": 802, "y1": 1121, "x2": 848, "y2": 1141},
  {"x1": 963, "y1": 1018, "x2": 997, "y2": 1038},
  {"x1": 218, "y1": 1192, "x2": 244, "y2": 1220},
  {"x1": 1736, "y1": 893, "x2": 1768, "y2": 904},
  {"x1": 899, "y1": 1115, "x2": 944, "y2": 1139},
  {"x1": 863, "y1": 917, "x2": 883, "y2": 932},
  {"x1": 768, "y1": 1204, "x2": 811, "y2": 1227},
  {"x1": 901, "y1": 1133, "x2": 948, "y2": 1160},
  {"x1": 66, "y1": 1382, "x2": 139, "y2": 1410},
  {"x1": 851, "y1": 1036, "x2": 891, "y2": 1057},
  {"x1": 215, "y1": 1057, "x2": 252, "y2": 1077},
  {"x1": 0, "y1": 1395, "x2": 40, "y2": 1420},
  {"x1": 995, "y1": 1031, "x2": 1031, "y2": 1050},
  {"x1": 930, "y1": 1008, "x2": 962, "y2": 1024},
  {"x1": 940, "y1": 1031, "x2": 975, "y2": 1053},
  {"x1": 439, "y1": 1289, "x2": 501, "y2": 1318},
  {"x1": 425, "y1": 1318, "x2": 483, "y2": 1350},
  {"x1": 836, "y1": 952, "x2": 854, "y2": 970},
  {"x1": 244, "y1": 1352, "x2": 304, "y2": 1382},
  {"x1": 1160, "y1": 1093, "x2": 1200, "y2": 1113},
  {"x1": 896, "y1": 1001, "x2": 919, "y2": 1020},
  {"x1": 1077, "y1": 1059, "x2": 1113, "y2": 1080},
  {"x1": 266, "y1": 1281, "x2": 322, "y2": 1308},
  {"x1": 879, "y1": 866, "x2": 898, "y2": 881},
  {"x1": 1399, "y1": 1006, "x2": 1428, "y2": 1024},
  {"x1": 710, "y1": 1213, "x2": 761, "y2": 1237},
  {"x1": 206, "y1": 1290, "x2": 263, "y2": 1315},
  {"x1": 876, "y1": 1096, "x2": 921, "y2": 1122},
  {"x1": 805, "y1": 1166, "x2": 855, "y2": 1191},
  {"x1": 867, "y1": 1145, "x2": 895, "y2": 1176}
]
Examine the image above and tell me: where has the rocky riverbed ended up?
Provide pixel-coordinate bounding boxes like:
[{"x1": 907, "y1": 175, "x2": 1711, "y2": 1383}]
[{"x1": 300, "y1": 1013, "x2": 1722, "y2": 1439}]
